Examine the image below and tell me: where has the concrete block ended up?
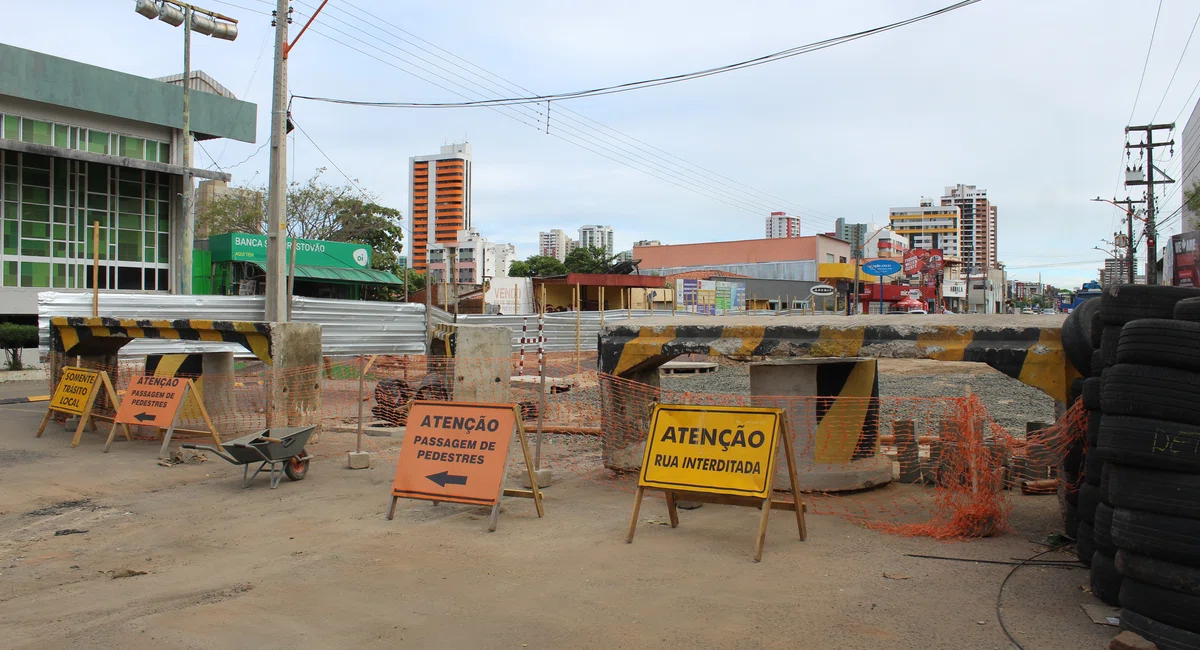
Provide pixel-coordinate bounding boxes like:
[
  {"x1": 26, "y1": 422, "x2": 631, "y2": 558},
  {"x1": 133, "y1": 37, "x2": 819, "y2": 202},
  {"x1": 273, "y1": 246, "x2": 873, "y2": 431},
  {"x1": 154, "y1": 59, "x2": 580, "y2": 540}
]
[
  {"x1": 268, "y1": 322, "x2": 323, "y2": 429},
  {"x1": 448, "y1": 324, "x2": 513, "y2": 404},
  {"x1": 347, "y1": 451, "x2": 371, "y2": 469},
  {"x1": 522, "y1": 468, "x2": 553, "y2": 488}
]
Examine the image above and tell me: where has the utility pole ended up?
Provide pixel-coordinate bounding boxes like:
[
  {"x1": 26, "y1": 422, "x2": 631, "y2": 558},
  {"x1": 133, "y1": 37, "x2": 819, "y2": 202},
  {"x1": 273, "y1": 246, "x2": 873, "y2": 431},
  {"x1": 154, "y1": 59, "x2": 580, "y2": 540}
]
[
  {"x1": 264, "y1": 0, "x2": 291, "y2": 322},
  {"x1": 1125, "y1": 123, "x2": 1175, "y2": 285},
  {"x1": 1091, "y1": 197, "x2": 1143, "y2": 284}
]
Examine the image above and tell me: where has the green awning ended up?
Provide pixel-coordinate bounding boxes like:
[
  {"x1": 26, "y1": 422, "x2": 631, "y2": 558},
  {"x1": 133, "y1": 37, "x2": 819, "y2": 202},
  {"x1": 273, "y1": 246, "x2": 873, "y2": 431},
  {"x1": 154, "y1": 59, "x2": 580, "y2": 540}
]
[{"x1": 252, "y1": 263, "x2": 405, "y2": 285}]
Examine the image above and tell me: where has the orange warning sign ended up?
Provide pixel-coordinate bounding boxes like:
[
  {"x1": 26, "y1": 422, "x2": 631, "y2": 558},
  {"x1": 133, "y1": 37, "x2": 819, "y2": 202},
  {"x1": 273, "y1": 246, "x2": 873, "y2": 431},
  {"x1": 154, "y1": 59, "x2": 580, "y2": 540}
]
[
  {"x1": 113, "y1": 375, "x2": 188, "y2": 427},
  {"x1": 391, "y1": 401, "x2": 517, "y2": 506}
]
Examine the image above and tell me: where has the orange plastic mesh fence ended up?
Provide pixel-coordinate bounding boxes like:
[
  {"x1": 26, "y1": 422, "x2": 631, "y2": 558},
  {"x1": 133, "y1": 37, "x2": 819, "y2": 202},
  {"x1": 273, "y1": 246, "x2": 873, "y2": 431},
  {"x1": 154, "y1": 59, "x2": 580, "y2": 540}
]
[{"x1": 43, "y1": 352, "x2": 1087, "y2": 539}]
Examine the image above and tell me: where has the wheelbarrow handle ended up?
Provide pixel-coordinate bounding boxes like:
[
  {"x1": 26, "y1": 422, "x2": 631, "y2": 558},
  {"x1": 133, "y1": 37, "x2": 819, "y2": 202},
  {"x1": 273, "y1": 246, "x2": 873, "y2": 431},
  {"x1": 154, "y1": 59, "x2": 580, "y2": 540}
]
[
  {"x1": 181, "y1": 443, "x2": 237, "y2": 465},
  {"x1": 257, "y1": 437, "x2": 284, "y2": 444}
]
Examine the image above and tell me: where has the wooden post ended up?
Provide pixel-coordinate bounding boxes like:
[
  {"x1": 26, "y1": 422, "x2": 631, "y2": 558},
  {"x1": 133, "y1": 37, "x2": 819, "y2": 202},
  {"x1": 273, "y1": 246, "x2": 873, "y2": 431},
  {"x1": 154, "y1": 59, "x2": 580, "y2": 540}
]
[
  {"x1": 355, "y1": 355, "x2": 365, "y2": 454},
  {"x1": 575, "y1": 283, "x2": 581, "y2": 371},
  {"x1": 627, "y1": 287, "x2": 632, "y2": 318},
  {"x1": 625, "y1": 486, "x2": 645, "y2": 543},
  {"x1": 599, "y1": 286, "x2": 605, "y2": 329},
  {"x1": 92, "y1": 221, "x2": 100, "y2": 317},
  {"x1": 513, "y1": 285, "x2": 519, "y2": 316}
]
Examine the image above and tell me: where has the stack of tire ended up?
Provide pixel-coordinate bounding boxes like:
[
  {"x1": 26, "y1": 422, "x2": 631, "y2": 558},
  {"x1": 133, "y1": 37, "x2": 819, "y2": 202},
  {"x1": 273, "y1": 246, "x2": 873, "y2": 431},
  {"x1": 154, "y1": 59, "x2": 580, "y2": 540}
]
[
  {"x1": 1092, "y1": 286, "x2": 1200, "y2": 649},
  {"x1": 1060, "y1": 298, "x2": 1100, "y2": 539}
]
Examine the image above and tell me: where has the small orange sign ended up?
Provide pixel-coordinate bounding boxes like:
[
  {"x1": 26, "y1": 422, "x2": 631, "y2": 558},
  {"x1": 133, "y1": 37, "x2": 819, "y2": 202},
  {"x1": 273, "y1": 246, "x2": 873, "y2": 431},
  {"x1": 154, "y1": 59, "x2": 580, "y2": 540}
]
[
  {"x1": 113, "y1": 375, "x2": 189, "y2": 427},
  {"x1": 391, "y1": 401, "x2": 517, "y2": 506}
]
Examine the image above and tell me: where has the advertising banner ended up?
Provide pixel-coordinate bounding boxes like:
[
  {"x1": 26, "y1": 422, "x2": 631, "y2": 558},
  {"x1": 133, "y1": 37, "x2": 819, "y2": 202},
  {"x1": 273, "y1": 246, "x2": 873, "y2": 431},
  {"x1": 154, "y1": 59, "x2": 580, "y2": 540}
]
[
  {"x1": 903, "y1": 249, "x2": 945, "y2": 275},
  {"x1": 1171, "y1": 232, "x2": 1200, "y2": 287}
]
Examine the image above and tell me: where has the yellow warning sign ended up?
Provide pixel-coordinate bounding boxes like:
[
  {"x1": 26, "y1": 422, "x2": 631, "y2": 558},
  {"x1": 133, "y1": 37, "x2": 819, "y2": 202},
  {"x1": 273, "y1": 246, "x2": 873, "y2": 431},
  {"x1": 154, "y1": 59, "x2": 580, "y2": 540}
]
[
  {"x1": 48, "y1": 367, "x2": 99, "y2": 416},
  {"x1": 638, "y1": 405, "x2": 781, "y2": 499}
]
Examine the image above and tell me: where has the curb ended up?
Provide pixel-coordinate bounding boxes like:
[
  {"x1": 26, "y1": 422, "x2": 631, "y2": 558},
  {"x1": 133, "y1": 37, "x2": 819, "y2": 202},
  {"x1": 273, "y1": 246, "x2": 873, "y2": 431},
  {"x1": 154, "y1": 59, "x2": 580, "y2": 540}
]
[{"x1": 0, "y1": 395, "x2": 49, "y2": 406}]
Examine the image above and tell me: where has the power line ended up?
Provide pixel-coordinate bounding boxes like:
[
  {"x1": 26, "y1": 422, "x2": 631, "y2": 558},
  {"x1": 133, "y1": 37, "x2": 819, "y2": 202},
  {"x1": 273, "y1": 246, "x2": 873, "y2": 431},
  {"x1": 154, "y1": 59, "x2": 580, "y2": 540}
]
[
  {"x1": 292, "y1": 0, "x2": 982, "y2": 109},
  {"x1": 289, "y1": 3, "x2": 843, "y2": 226},
  {"x1": 1128, "y1": 0, "x2": 1163, "y2": 124},
  {"x1": 1152, "y1": 6, "x2": 1200, "y2": 121}
]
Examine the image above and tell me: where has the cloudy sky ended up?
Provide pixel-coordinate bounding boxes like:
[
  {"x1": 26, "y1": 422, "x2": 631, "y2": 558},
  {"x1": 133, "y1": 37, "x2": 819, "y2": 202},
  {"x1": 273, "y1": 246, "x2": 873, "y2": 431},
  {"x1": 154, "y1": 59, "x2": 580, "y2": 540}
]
[{"x1": 7, "y1": 0, "x2": 1200, "y2": 288}]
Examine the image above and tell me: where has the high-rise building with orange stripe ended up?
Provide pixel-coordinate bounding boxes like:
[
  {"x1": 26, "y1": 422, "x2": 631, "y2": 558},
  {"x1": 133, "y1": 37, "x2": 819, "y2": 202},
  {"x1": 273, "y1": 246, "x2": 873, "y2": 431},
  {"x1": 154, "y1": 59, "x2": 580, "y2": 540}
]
[{"x1": 409, "y1": 143, "x2": 472, "y2": 271}]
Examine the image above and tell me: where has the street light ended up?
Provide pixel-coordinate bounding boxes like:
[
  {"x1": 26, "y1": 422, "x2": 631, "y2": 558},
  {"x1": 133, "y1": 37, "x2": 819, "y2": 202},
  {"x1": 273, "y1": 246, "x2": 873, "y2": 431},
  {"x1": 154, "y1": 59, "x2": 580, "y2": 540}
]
[{"x1": 133, "y1": 0, "x2": 238, "y2": 294}]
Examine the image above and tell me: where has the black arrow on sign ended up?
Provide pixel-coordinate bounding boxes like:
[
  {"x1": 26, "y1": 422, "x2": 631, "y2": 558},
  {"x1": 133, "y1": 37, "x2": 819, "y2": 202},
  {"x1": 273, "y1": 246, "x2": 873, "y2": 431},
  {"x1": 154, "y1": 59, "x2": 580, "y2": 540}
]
[
  {"x1": 426, "y1": 471, "x2": 468, "y2": 487},
  {"x1": 134, "y1": 412, "x2": 155, "y2": 422}
]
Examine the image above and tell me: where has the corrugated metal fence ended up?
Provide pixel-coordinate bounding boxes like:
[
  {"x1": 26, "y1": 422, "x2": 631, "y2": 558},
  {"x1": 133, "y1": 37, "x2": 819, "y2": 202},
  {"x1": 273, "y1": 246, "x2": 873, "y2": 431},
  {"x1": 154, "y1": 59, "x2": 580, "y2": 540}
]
[{"x1": 39, "y1": 292, "x2": 822, "y2": 357}]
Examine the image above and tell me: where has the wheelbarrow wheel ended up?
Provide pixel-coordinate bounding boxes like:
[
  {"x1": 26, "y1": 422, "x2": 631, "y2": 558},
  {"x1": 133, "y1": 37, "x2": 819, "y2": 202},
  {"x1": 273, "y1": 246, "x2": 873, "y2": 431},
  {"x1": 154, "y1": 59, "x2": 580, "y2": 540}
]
[{"x1": 285, "y1": 449, "x2": 309, "y2": 481}]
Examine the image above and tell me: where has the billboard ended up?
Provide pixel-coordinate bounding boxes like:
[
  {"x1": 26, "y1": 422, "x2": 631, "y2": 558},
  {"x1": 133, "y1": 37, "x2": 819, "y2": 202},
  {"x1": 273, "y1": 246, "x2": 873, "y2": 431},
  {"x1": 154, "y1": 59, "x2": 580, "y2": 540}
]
[
  {"x1": 675, "y1": 279, "x2": 745, "y2": 314},
  {"x1": 903, "y1": 249, "x2": 945, "y2": 275},
  {"x1": 1171, "y1": 232, "x2": 1200, "y2": 287}
]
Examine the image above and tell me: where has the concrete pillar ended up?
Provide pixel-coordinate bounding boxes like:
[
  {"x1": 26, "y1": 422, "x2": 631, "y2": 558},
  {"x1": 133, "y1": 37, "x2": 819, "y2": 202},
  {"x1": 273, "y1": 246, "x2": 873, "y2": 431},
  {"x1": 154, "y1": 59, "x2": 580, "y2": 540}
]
[
  {"x1": 201, "y1": 352, "x2": 235, "y2": 435},
  {"x1": 268, "y1": 323, "x2": 323, "y2": 429},
  {"x1": 448, "y1": 325, "x2": 511, "y2": 404},
  {"x1": 749, "y1": 358, "x2": 891, "y2": 492},
  {"x1": 601, "y1": 365, "x2": 660, "y2": 471}
]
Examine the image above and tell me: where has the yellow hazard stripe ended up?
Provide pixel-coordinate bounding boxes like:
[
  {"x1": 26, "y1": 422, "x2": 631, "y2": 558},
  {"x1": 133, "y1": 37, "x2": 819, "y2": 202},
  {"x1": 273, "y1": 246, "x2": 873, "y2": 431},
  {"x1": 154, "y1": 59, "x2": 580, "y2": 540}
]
[
  {"x1": 811, "y1": 326, "x2": 865, "y2": 357},
  {"x1": 615, "y1": 326, "x2": 677, "y2": 375}
]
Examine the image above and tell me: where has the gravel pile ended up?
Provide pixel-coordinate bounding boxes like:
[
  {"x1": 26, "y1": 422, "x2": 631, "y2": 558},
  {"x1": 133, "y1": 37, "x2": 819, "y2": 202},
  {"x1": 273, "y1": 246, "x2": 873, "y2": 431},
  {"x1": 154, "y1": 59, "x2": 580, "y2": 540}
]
[{"x1": 661, "y1": 361, "x2": 1055, "y2": 435}]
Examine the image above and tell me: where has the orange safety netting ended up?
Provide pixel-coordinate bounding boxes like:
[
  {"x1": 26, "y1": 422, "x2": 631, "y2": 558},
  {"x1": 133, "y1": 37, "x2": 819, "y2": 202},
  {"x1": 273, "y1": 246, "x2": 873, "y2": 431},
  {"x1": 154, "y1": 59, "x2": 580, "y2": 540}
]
[{"x1": 42, "y1": 351, "x2": 1087, "y2": 540}]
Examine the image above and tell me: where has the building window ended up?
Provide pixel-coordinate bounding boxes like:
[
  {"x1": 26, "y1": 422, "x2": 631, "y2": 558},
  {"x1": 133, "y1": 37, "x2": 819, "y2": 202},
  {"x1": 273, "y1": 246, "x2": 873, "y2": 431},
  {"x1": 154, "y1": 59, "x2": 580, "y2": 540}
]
[
  {"x1": 0, "y1": 150, "x2": 170, "y2": 289},
  {"x1": 826, "y1": 253, "x2": 835, "y2": 263}
]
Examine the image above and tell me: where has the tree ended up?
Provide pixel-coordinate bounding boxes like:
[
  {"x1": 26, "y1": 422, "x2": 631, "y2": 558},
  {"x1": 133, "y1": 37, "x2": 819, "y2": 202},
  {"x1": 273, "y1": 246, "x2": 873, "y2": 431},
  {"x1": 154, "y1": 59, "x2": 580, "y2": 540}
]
[
  {"x1": 564, "y1": 246, "x2": 620, "y2": 274},
  {"x1": 509, "y1": 255, "x2": 567, "y2": 277},
  {"x1": 1186, "y1": 181, "x2": 1200, "y2": 219},
  {"x1": 0, "y1": 322, "x2": 37, "y2": 370}
]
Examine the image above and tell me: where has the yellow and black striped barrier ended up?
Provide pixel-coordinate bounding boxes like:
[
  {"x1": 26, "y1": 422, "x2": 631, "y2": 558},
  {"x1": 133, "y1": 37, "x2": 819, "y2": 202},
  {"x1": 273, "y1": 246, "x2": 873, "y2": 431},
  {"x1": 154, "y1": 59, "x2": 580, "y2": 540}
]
[
  {"x1": 599, "y1": 321, "x2": 1078, "y2": 402},
  {"x1": 49, "y1": 316, "x2": 273, "y2": 364}
]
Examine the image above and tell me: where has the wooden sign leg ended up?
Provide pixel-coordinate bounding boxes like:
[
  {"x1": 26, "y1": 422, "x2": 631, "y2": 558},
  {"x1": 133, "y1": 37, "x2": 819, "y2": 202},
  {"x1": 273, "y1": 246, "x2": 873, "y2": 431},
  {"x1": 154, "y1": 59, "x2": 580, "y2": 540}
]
[
  {"x1": 625, "y1": 486, "x2": 645, "y2": 543},
  {"x1": 103, "y1": 421, "x2": 120, "y2": 453},
  {"x1": 35, "y1": 408, "x2": 53, "y2": 438},
  {"x1": 753, "y1": 435, "x2": 781, "y2": 562},
  {"x1": 386, "y1": 496, "x2": 400, "y2": 520},
  {"x1": 781, "y1": 419, "x2": 808, "y2": 541},
  {"x1": 513, "y1": 414, "x2": 544, "y2": 518},
  {"x1": 665, "y1": 491, "x2": 680, "y2": 528},
  {"x1": 158, "y1": 395, "x2": 185, "y2": 460},
  {"x1": 189, "y1": 379, "x2": 221, "y2": 445},
  {"x1": 487, "y1": 481, "x2": 504, "y2": 533}
]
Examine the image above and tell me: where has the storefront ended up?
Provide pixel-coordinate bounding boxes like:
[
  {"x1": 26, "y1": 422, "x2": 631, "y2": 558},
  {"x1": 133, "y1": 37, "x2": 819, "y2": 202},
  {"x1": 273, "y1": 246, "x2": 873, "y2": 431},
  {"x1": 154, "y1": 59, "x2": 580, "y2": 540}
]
[{"x1": 203, "y1": 233, "x2": 404, "y2": 299}]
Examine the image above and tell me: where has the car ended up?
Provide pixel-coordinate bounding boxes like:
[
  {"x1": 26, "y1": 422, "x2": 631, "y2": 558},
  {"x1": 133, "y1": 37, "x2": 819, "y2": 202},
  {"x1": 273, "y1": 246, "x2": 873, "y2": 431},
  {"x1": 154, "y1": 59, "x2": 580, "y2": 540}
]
[
  {"x1": 907, "y1": 309, "x2": 928, "y2": 314},
  {"x1": 1021, "y1": 307, "x2": 1033, "y2": 314}
]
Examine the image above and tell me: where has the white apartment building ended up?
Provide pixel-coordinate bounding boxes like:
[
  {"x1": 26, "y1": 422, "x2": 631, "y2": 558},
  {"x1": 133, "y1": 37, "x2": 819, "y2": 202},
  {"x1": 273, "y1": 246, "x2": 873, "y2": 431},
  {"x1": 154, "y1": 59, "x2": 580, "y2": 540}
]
[
  {"x1": 633, "y1": 239, "x2": 662, "y2": 247},
  {"x1": 579, "y1": 225, "x2": 614, "y2": 255},
  {"x1": 888, "y1": 200, "x2": 961, "y2": 260},
  {"x1": 427, "y1": 229, "x2": 514, "y2": 285},
  {"x1": 538, "y1": 229, "x2": 573, "y2": 261},
  {"x1": 766, "y1": 212, "x2": 802, "y2": 238}
]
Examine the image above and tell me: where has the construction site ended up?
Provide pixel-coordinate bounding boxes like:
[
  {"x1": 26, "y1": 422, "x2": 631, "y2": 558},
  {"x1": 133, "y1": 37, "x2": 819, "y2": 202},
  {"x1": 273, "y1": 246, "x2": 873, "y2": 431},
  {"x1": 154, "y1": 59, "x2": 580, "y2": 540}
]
[{"x1": 8, "y1": 287, "x2": 1177, "y2": 650}]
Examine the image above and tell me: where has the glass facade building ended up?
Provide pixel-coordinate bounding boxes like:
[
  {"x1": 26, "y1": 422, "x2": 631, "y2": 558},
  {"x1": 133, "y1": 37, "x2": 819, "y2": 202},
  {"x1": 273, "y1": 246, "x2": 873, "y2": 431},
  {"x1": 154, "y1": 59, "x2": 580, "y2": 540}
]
[{"x1": 1, "y1": 113, "x2": 174, "y2": 290}]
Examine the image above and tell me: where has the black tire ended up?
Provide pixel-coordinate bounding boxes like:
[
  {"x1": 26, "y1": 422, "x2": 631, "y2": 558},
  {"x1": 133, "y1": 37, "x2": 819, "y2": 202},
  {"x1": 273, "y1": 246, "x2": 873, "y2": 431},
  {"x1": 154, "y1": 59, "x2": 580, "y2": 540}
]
[
  {"x1": 1087, "y1": 410, "x2": 1102, "y2": 446},
  {"x1": 1109, "y1": 465, "x2": 1200, "y2": 518},
  {"x1": 1061, "y1": 468, "x2": 1081, "y2": 506},
  {"x1": 1119, "y1": 608, "x2": 1200, "y2": 650},
  {"x1": 1101, "y1": 364, "x2": 1200, "y2": 426},
  {"x1": 1062, "y1": 498, "x2": 1080, "y2": 537},
  {"x1": 1091, "y1": 550, "x2": 1122, "y2": 606},
  {"x1": 1111, "y1": 507, "x2": 1200, "y2": 567},
  {"x1": 1096, "y1": 416, "x2": 1200, "y2": 473},
  {"x1": 1077, "y1": 520, "x2": 1094, "y2": 565},
  {"x1": 1117, "y1": 319, "x2": 1200, "y2": 373},
  {"x1": 1063, "y1": 308, "x2": 1094, "y2": 377},
  {"x1": 1094, "y1": 502, "x2": 1116, "y2": 555},
  {"x1": 1100, "y1": 461, "x2": 1113, "y2": 500},
  {"x1": 1176, "y1": 297, "x2": 1200, "y2": 322},
  {"x1": 1062, "y1": 441, "x2": 1084, "y2": 479},
  {"x1": 1084, "y1": 449, "x2": 1104, "y2": 487},
  {"x1": 1101, "y1": 285, "x2": 1200, "y2": 325},
  {"x1": 1092, "y1": 349, "x2": 1108, "y2": 377},
  {"x1": 1069, "y1": 377, "x2": 1085, "y2": 406},
  {"x1": 1079, "y1": 483, "x2": 1102, "y2": 523},
  {"x1": 1117, "y1": 550, "x2": 1200, "y2": 597},
  {"x1": 1099, "y1": 326, "x2": 1122, "y2": 365},
  {"x1": 1121, "y1": 578, "x2": 1200, "y2": 634},
  {"x1": 284, "y1": 450, "x2": 309, "y2": 481},
  {"x1": 1078, "y1": 297, "x2": 1102, "y2": 348},
  {"x1": 1082, "y1": 378, "x2": 1103, "y2": 410}
]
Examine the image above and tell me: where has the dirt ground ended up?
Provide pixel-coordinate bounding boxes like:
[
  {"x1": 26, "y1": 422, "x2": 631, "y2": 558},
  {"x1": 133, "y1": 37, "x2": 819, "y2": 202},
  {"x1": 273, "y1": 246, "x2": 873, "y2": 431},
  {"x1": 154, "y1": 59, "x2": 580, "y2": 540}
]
[{"x1": 0, "y1": 378, "x2": 1115, "y2": 650}]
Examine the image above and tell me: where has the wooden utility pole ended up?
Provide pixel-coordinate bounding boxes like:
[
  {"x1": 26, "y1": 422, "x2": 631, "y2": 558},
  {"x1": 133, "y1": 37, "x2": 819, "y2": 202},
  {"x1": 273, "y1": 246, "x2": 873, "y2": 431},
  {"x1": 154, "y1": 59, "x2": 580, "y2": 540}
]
[{"x1": 1125, "y1": 123, "x2": 1175, "y2": 285}]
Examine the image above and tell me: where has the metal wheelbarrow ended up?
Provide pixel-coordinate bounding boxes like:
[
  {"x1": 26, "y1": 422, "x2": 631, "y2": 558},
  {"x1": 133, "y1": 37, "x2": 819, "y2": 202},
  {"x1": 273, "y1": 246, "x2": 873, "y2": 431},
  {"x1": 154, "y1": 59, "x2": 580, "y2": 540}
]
[{"x1": 182, "y1": 426, "x2": 316, "y2": 489}]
